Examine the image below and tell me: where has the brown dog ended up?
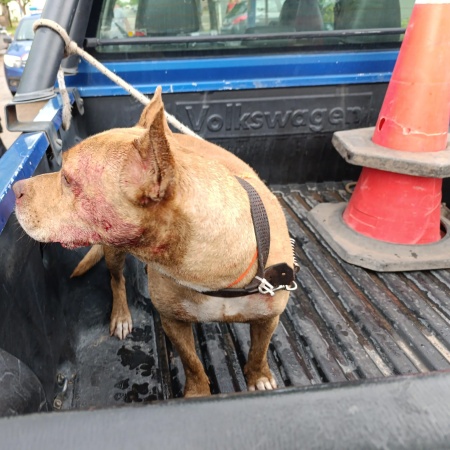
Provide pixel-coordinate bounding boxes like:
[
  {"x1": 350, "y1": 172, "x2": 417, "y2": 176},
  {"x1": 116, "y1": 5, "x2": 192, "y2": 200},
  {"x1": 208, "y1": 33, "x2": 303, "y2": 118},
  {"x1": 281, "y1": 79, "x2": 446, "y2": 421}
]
[{"x1": 13, "y1": 87, "x2": 295, "y2": 396}]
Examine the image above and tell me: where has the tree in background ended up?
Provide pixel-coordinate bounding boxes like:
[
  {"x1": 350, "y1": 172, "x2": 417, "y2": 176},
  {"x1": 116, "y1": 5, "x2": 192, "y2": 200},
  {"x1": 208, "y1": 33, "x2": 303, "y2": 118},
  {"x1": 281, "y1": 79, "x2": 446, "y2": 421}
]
[
  {"x1": 0, "y1": 0, "x2": 34, "y2": 27},
  {"x1": 11, "y1": 0, "x2": 32, "y2": 16},
  {"x1": 0, "y1": 0, "x2": 11, "y2": 27}
]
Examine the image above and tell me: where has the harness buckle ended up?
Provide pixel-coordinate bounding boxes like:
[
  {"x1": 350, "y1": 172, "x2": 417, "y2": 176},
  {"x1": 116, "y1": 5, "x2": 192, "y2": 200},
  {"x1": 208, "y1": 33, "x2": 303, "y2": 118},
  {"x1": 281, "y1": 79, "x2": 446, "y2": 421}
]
[
  {"x1": 255, "y1": 276, "x2": 276, "y2": 296},
  {"x1": 255, "y1": 277, "x2": 298, "y2": 296}
]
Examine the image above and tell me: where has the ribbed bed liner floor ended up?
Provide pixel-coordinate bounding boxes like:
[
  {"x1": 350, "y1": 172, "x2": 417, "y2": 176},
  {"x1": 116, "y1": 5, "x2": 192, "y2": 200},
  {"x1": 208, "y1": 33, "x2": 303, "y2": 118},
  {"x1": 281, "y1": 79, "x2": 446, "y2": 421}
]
[{"x1": 60, "y1": 182, "x2": 450, "y2": 410}]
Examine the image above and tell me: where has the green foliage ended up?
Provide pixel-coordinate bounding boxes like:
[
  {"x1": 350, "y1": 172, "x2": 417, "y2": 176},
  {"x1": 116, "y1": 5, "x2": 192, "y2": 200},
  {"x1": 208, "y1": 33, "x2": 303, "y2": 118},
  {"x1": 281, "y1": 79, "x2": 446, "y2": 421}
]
[{"x1": 319, "y1": 0, "x2": 335, "y2": 30}]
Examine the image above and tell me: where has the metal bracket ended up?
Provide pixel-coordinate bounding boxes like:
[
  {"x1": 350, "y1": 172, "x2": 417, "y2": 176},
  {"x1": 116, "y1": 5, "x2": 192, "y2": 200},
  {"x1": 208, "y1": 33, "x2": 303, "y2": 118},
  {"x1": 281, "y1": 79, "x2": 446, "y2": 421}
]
[
  {"x1": 65, "y1": 87, "x2": 85, "y2": 115},
  {"x1": 5, "y1": 103, "x2": 63, "y2": 165}
]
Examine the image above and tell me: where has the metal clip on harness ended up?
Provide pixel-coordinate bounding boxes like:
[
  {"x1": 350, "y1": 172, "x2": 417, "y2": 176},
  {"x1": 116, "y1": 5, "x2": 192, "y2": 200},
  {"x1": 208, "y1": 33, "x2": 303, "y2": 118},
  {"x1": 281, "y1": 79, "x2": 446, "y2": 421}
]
[{"x1": 256, "y1": 276, "x2": 298, "y2": 297}]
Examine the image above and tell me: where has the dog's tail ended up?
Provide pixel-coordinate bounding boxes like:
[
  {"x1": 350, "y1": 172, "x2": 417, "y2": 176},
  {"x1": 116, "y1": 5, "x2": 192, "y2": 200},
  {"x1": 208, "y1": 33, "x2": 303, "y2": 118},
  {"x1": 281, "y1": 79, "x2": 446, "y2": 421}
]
[{"x1": 70, "y1": 244, "x2": 104, "y2": 278}]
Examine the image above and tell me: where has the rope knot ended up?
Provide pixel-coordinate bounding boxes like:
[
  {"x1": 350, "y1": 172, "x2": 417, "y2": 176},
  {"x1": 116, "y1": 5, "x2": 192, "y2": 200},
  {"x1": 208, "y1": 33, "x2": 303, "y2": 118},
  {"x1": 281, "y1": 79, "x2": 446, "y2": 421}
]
[{"x1": 67, "y1": 41, "x2": 78, "y2": 56}]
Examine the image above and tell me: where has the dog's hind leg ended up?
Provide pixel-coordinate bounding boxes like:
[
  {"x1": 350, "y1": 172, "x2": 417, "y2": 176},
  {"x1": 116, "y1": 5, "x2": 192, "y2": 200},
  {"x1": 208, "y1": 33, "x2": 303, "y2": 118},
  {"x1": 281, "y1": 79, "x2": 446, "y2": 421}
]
[
  {"x1": 104, "y1": 246, "x2": 133, "y2": 340},
  {"x1": 160, "y1": 316, "x2": 211, "y2": 397},
  {"x1": 244, "y1": 316, "x2": 279, "y2": 391}
]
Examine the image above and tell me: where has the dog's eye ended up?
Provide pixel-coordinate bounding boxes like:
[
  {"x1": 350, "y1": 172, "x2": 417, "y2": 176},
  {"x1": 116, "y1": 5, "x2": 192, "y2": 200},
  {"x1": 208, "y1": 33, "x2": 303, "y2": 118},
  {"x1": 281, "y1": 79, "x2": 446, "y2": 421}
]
[{"x1": 62, "y1": 173, "x2": 71, "y2": 186}]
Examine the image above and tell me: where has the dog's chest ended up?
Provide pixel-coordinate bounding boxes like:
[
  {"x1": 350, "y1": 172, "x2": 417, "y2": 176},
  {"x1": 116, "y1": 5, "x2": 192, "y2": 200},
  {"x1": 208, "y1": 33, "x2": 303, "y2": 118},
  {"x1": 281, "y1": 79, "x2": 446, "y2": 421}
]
[{"x1": 182, "y1": 295, "x2": 272, "y2": 322}]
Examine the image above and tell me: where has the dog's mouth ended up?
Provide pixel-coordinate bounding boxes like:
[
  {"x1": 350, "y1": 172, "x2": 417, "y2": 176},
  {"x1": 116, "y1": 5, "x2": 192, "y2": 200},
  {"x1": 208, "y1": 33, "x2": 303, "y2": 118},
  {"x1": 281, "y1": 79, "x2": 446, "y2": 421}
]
[
  {"x1": 57, "y1": 231, "x2": 143, "y2": 250},
  {"x1": 53, "y1": 228, "x2": 103, "y2": 250},
  {"x1": 60, "y1": 240, "x2": 92, "y2": 250}
]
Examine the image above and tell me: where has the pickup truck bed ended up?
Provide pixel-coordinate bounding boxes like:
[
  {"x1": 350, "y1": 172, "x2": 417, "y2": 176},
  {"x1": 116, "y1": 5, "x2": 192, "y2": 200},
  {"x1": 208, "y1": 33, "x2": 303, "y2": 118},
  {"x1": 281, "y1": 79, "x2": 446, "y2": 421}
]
[
  {"x1": 2, "y1": 0, "x2": 450, "y2": 445},
  {"x1": 48, "y1": 181, "x2": 450, "y2": 410}
]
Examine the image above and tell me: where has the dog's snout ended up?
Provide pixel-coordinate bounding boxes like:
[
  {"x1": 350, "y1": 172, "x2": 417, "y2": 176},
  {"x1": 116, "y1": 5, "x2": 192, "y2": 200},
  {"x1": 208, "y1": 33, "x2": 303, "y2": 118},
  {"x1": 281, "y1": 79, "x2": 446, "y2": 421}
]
[{"x1": 13, "y1": 180, "x2": 25, "y2": 200}]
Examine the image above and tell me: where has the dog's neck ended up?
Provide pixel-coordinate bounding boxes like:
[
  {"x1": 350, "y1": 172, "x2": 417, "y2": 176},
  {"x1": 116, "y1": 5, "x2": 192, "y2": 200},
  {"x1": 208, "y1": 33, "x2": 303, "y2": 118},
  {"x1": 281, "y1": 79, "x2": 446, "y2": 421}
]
[{"x1": 129, "y1": 153, "x2": 258, "y2": 291}]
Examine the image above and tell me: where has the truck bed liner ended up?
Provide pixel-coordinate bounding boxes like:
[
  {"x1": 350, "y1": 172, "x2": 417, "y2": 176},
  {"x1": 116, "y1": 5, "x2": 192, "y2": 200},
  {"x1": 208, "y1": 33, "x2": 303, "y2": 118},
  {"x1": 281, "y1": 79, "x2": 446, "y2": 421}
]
[{"x1": 59, "y1": 182, "x2": 450, "y2": 410}]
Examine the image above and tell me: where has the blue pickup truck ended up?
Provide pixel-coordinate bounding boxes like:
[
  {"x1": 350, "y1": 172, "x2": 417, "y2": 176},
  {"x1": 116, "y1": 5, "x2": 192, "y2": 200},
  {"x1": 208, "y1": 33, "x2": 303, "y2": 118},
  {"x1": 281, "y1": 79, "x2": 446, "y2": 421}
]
[{"x1": 2, "y1": 0, "x2": 450, "y2": 448}]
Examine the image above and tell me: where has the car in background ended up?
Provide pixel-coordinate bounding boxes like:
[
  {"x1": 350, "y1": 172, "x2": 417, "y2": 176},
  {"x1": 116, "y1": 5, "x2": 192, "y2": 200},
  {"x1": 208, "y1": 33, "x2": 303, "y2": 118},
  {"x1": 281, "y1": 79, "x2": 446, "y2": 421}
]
[
  {"x1": 0, "y1": 26, "x2": 12, "y2": 51},
  {"x1": 3, "y1": 14, "x2": 40, "y2": 94}
]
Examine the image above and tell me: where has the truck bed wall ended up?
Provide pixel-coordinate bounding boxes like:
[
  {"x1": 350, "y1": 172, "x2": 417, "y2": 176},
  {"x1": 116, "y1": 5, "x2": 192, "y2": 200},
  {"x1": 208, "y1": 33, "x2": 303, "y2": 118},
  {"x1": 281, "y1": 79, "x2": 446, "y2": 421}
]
[{"x1": 80, "y1": 84, "x2": 390, "y2": 184}]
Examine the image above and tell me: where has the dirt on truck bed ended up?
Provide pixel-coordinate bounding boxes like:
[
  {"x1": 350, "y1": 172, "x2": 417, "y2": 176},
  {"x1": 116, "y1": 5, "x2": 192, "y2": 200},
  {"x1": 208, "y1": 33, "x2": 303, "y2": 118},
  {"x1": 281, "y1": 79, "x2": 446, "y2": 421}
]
[{"x1": 47, "y1": 181, "x2": 450, "y2": 410}]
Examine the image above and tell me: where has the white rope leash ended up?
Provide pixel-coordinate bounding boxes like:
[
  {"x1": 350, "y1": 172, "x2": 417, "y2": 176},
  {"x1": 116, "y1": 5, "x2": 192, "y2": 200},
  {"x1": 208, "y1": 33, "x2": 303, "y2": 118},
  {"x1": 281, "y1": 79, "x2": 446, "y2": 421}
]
[
  {"x1": 33, "y1": 18, "x2": 201, "y2": 139},
  {"x1": 56, "y1": 67, "x2": 72, "y2": 130}
]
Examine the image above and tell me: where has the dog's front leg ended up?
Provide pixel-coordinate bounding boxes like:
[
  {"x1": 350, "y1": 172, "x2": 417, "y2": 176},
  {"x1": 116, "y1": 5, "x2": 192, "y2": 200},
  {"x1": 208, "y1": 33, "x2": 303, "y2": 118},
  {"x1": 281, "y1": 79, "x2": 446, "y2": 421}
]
[
  {"x1": 104, "y1": 246, "x2": 133, "y2": 340},
  {"x1": 245, "y1": 316, "x2": 279, "y2": 391},
  {"x1": 160, "y1": 316, "x2": 211, "y2": 397}
]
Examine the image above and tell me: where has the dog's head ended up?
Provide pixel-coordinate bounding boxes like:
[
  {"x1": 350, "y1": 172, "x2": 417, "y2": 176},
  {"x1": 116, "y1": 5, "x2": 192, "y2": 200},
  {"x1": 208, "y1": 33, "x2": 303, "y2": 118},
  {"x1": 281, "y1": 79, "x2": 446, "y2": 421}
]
[{"x1": 14, "y1": 87, "x2": 176, "y2": 249}]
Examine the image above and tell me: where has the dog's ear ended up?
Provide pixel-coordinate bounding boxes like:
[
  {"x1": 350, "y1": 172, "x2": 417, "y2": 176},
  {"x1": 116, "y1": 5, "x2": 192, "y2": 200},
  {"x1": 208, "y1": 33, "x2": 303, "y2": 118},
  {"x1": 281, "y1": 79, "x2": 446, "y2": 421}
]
[
  {"x1": 137, "y1": 86, "x2": 166, "y2": 129},
  {"x1": 123, "y1": 104, "x2": 175, "y2": 204}
]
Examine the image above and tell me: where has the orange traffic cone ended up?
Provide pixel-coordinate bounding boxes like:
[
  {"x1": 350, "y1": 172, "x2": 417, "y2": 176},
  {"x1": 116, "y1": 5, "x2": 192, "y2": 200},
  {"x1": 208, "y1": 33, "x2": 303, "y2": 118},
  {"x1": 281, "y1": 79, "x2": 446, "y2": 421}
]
[
  {"x1": 342, "y1": 0, "x2": 450, "y2": 244},
  {"x1": 308, "y1": 0, "x2": 450, "y2": 271}
]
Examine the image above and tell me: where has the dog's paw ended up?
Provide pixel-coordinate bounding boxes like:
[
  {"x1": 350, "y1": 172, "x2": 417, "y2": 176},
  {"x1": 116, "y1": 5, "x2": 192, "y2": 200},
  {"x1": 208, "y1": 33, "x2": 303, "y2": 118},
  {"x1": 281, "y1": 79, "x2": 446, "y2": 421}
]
[
  {"x1": 244, "y1": 362, "x2": 277, "y2": 392},
  {"x1": 110, "y1": 315, "x2": 133, "y2": 340},
  {"x1": 248, "y1": 376, "x2": 277, "y2": 392}
]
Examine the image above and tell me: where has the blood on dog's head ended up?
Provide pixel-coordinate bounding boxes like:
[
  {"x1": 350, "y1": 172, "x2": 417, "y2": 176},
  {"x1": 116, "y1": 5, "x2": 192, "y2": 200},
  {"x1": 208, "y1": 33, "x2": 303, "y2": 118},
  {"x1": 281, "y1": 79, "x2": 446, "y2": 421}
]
[
  {"x1": 121, "y1": 105, "x2": 175, "y2": 206},
  {"x1": 13, "y1": 88, "x2": 176, "y2": 250}
]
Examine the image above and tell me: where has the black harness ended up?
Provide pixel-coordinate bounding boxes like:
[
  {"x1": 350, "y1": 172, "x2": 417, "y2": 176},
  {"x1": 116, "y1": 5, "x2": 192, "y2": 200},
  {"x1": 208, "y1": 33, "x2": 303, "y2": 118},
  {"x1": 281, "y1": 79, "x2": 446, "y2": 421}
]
[{"x1": 204, "y1": 177, "x2": 299, "y2": 298}]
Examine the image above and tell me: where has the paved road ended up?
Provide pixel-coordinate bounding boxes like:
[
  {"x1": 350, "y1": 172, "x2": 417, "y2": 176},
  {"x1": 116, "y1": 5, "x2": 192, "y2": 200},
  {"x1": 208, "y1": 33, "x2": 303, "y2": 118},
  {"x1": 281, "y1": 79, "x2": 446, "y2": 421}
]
[{"x1": 0, "y1": 54, "x2": 22, "y2": 149}]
